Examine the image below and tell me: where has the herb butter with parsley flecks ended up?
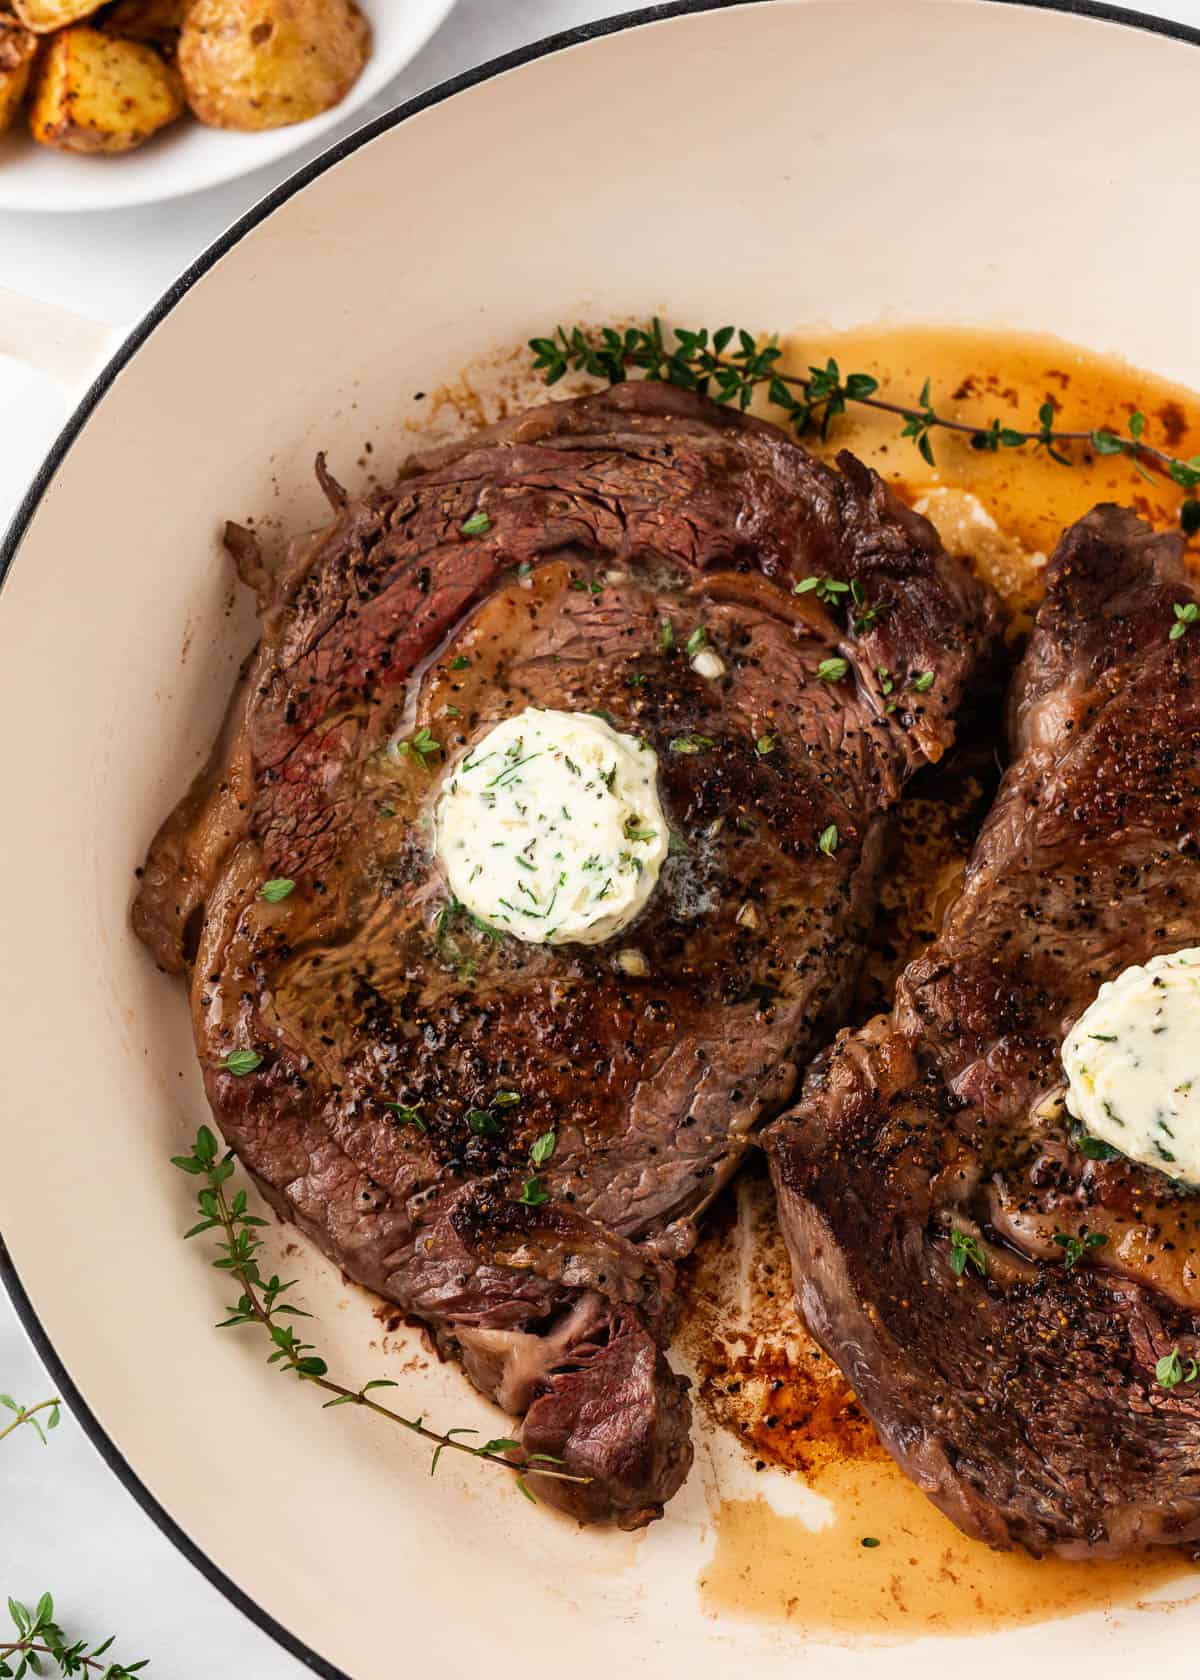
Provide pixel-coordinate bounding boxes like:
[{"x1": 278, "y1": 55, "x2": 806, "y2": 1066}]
[
  {"x1": 434, "y1": 707, "x2": 668, "y2": 946},
  {"x1": 1063, "y1": 948, "x2": 1200, "y2": 1184}
]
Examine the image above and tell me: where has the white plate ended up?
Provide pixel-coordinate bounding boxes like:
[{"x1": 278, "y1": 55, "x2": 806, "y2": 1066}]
[
  {"x1": 0, "y1": 0, "x2": 457, "y2": 212},
  {"x1": 3, "y1": 3, "x2": 1200, "y2": 1677}
]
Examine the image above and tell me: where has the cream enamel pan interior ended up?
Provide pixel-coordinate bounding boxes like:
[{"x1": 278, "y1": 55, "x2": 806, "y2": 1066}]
[{"x1": 3, "y1": 2, "x2": 1200, "y2": 1675}]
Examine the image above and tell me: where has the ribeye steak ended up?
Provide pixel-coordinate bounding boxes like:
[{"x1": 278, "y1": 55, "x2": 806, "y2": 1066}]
[
  {"x1": 768, "y1": 505, "x2": 1200, "y2": 1557},
  {"x1": 134, "y1": 383, "x2": 996, "y2": 1525}
]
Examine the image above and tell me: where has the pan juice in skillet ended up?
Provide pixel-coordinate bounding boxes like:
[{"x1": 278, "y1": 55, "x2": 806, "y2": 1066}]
[
  {"x1": 678, "y1": 324, "x2": 1200, "y2": 1633},
  {"x1": 139, "y1": 320, "x2": 1200, "y2": 1631}
]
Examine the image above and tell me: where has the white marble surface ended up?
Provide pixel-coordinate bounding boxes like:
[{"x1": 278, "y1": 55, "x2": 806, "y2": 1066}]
[{"x1": 3, "y1": 0, "x2": 1200, "y2": 1672}]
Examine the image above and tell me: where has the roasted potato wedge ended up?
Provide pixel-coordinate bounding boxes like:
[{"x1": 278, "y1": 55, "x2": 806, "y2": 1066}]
[
  {"x1": 178, "y1": 0, "x2": 369, "y2": 131},
  {"x1": 29, "y1": 23, "x2": 184, "y2": 152},
  {"x1": 13, "y1": 0, "x2": 104, "y2": 33},
  {"x1": 99, "y1": 0, "x2": 187, "y2": 56},
  {"x1": 0, "y1": 15, "x2": 37, "y2": 133}
]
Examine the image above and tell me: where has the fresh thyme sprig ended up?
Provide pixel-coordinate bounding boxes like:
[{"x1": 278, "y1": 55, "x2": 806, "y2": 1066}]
[
  {"x1": 172, "y1": 1126, "x2": 586, "y2": 1504},
  {"x1": 0, "y1": 1394, "x2": 60, "y2": 1447},
  {"x1": 0, "y1": 1594, "x2": 146, "y2": 1679},
  {"x1": 2, "y1": 1396, "x2": 140, "y2": 1676},
  {"x1": 530, "y1": 320, "x2": 1200, "y2": 535}
]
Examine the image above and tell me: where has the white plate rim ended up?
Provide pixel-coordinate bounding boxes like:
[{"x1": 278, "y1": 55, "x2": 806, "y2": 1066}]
[{"x1": 2, "y1": 0, "x2": 1200, "y2": 1671}]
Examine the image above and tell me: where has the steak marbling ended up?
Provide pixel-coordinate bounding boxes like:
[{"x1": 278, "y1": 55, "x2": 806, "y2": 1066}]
[
  {"x1": 768, "y1": 505, "x2": 1200, "y2": 1558},
  {"x1": 134, "y1": 383, "x2": 997, "y2": 1525}
]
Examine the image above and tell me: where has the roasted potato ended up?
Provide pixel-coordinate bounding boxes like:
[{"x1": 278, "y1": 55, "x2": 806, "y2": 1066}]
[
  {"x1": 29, "y1": 23, "x2": 184, "y2": 152},
  {"x1": 178, "y1": 0, "x2": 369, "y2": 131},
  {"x1": 99, "y1": 0, "x2": 188, "y2": 56},
  {"x1": 13, "y1": 0, "x2": 104, "y2": 33},
  {"x1": 0, "y1": 15, "x2": 37, "y2": 132}
]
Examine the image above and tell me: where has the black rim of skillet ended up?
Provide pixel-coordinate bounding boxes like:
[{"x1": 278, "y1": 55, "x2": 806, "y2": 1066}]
[{"x1": 3, "y1": 0, "x2": 1200, "y2": 1672}]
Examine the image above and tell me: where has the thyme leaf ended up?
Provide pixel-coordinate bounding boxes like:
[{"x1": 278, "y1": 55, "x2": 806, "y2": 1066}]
[
  {"x1": 1156, "y1": 1346, "x2": 1200, "y2": 1390},
  {"x1": 221, "y1": 1049, "x2": 263, "y2": 1076},
  {"x1": 530, "y1": 1130, "x2": 557, "y2": 1168},
  {"x1": 385, "y1": 1102, "x2": 427, "y2": 1133},
  {"x1": 259, "y1": 878, "x2": 295, "y2": 903},
  {"x1": 949, "y1": 1227, "x2": 988, "y2": 1278},
  {"x1": 1052, "y1": 1230, "x2": 1108, "y2": 1272},
  {"x1": 395, "y1": 726, "x2": 442, "y2": 770}
]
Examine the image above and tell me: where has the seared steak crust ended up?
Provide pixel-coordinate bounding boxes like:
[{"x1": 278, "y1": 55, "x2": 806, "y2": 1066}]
[
  {"x1": 768, "y1": 506, "x2": 1200, "y2": 1558},
  {"x1": 134, "y1": 383, "x2": 996, "y2": 1524}
]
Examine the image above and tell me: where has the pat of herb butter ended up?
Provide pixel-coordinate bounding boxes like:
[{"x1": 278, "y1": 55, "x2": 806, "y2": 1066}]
[
  {"x1": 1062, "y1": 948, "x2": 1200, "y2": 1183},
  {"x1": 435, "y1": 707, "x2": 668, "y2": 946}
]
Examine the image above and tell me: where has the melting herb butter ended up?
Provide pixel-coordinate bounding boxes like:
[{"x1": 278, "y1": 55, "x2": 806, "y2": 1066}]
[
  {"x1": 434, "y1": 707, "x2": 668, "y2": 945},
  {"x1": 1062, "y1": 948, "x2": 1200, "y2": 1184}
]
